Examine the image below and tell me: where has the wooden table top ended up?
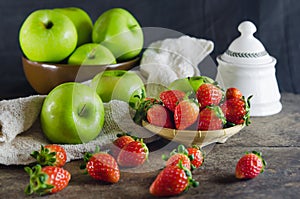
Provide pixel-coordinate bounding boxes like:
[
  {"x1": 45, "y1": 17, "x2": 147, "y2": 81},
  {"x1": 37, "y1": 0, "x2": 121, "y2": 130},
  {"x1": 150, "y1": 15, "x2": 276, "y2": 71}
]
[{"x1": 0, "y1": 92, "x2": 299, "y2": 199}]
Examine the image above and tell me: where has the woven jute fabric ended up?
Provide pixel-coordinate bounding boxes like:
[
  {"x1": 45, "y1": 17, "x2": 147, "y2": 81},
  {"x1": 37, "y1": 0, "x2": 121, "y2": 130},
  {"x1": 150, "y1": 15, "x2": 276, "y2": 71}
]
[{"x1": 0, "y1": 96, "x2": 151, "y2": 165}]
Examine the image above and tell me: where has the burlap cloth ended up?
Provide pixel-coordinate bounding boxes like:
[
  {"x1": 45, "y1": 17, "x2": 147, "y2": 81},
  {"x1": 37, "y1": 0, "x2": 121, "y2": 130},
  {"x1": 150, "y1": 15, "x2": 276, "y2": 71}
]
[{"x1": 0, "y1": 96, "x2": 154, "y2": 165}]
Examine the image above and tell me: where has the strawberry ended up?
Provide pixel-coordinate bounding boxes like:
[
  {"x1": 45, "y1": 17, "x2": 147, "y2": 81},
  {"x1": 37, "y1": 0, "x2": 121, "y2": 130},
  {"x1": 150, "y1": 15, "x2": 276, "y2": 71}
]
[
  {"x1": 133, "y1": 97, "x2": 162, "y2": 125},
  {"x1": 81, "y1": 147, "x2": 120, "y2": 183},
  {"x1": 166, "y1": 153, "x2": 191, "y2": 169},
  {"x1": 146, "y1": 104, "x2": 174, "y2": 128},
  {"x1": 198, "y1": 105, "x2": 226, "y2": 130},
  {"x1": 159, "y1": 90, "x2": 186, "y2": 112},
  {"x1": 220, "y1": 96, "x2": 252, "y2": 126},
  {"x1": 162, "y1": 144, "x2": 191, "y2": 169},
  {"x1": 226, "y1": 87, "x2": 243, "y2": 99},
  {"x1": 30, "y1": 144, "x2": 67, "y2": 167},
  {"x1": 111, "y1": 133, "x2": 136, "y2": 158},
  {"x1": 196, "y1": 83, "x2": 223, "y2": 109},
  {"x1": 187, "y1": 145, "x2": 205, "y2": 170},
  {"x1": 174, "y1": 99, "x2": 199, "y2": 130},
  {"x1": 24, "y1": 164, "x2": 71, "y2": 195},
  {"x1": 117, "y1": 140, "x2": 149, "y2": 167},
  {"x1": 235, "y1": 151, "x2": 266, "y2": 179},
  {"x1": 149, "y1": 161, "x2": 199, "y2": 197}
]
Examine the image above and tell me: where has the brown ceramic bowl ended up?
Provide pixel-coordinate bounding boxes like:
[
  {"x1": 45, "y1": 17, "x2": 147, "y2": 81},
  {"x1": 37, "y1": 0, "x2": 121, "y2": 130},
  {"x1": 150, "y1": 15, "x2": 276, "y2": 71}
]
[{"x1": 22, "y1": 56, "x2": 140, "y2": 94}]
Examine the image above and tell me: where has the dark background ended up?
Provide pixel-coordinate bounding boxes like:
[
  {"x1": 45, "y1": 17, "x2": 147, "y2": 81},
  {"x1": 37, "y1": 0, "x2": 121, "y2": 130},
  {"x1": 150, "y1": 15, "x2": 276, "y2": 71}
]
[{"x1": 1, "y1": 0, "x2": 299, "y2": 99}]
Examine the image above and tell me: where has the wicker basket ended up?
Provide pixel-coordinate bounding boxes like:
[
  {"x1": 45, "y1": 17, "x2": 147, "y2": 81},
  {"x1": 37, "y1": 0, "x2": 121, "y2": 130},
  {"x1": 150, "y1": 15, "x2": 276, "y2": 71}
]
[{"x1": 142, "y1": 121, "x2": 245, "y2": 147}]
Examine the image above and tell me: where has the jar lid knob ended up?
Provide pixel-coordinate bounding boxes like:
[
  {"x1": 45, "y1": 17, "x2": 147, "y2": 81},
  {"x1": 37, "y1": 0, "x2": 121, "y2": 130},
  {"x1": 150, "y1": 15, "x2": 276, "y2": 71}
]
[
  {"x1": 219, "y1": 20, "x2": 274, "y2": 65},
  {"x1": 238, "y1": 21, "x2": 257, "y2": 37}
]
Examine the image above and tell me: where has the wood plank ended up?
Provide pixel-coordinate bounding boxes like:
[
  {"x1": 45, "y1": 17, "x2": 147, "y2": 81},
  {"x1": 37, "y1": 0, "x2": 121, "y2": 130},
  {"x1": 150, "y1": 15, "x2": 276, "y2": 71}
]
[{"x1": 0, "y1": 146, "x2": 299, "y2": 198}]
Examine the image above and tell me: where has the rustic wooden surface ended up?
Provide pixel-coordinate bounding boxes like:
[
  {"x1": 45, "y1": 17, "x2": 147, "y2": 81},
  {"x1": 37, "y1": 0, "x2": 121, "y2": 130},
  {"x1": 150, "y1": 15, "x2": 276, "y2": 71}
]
[{"x1": 0, "y1": 92, "x2": 299, "y2": 199}]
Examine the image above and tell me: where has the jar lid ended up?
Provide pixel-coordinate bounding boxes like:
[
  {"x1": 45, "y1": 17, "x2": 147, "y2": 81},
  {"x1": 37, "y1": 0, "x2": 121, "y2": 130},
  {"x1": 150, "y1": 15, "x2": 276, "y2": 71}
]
[{"x1": 220, "y1": 21, "x2": 274, "y2": 65}]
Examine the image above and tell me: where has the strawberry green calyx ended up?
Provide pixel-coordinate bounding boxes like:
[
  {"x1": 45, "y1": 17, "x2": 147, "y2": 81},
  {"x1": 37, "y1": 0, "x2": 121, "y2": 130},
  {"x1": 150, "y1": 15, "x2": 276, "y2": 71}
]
[
  {"x1": 80, "y1": 146, "x2": 101, "y2": 170},
  {"x1": 130, "y1": 88, "x2": 147, "y2": 110},
  {"x1": 207, "y1": 105, "x2": 227, "y2": 125},
  {"x1": 139, "y1": 139, "x2": 149, "y2": 160},
  {"x1": 162, "y1": 144, "x2": 189, "y2": 161},
  {"x1": 243, "y1": 95, "x2": 253, "y2": 126},
  {"x1": 24, "y1": 164, "x2": 54, "y2": 195},
  {"x1": 133, "y1": 97, "x2": 162, "y2": 125},
  {"x1": 30, "y1": 145, "x2": 57, "y2": 166},
  {"x1": 133, "y1": 138, "x2": 149, "y2": 159},
  {"x1": 162, "y1": 144, "x2": 193, "y2": 170},
  {"x1": 177, "y1": 161, "x2": 199, "y2": 190},
  {"x1": 116, "y1": 132, "x2": 131, "y2": 138},
  {"x1": 172, "y1": 144, "x2": 189, "y2": 156},
  {"x1": 183, "y1": 90, "x2": 198, "y2": 103},
  {"x1": 30, "y1": 145, "x2": 67, "y2": 167}
]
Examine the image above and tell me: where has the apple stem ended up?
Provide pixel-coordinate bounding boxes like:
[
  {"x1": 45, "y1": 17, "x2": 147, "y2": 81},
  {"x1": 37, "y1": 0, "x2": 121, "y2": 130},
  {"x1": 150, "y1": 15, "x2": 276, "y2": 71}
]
[
  {"x1": 78, "y1": 104, "x2": 87, "y2": 117},
  {"x1": 88, "y1": 48, "x2": 96, "y2": 59},
  {"x1": 45, "y1": 21, "x2": 54, "y2": 29},
  {"x1": 130, "y1": 24, "x2": 138, "y2": 29}
]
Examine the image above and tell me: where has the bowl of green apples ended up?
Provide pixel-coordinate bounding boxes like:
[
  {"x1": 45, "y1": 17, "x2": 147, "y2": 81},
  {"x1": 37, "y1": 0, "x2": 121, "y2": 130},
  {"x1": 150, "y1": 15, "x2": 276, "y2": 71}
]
[{"x1": 19, "y1": 7, "x2": 144, "y2": 94}]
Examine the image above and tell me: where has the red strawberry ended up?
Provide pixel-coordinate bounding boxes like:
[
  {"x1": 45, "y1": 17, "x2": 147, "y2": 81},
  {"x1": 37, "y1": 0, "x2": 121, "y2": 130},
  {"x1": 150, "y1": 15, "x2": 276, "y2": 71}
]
[
  {"x1": 198, "y1": 105, "x2": 226, "y2": 130},
  {"x1": 24, "y1": 164, "x2": 71, "y2": 195},
  {"x1": 174, "y1": 99, "x2": 199, "y2": 130},
  {"x1": 30, "y1": 144, "x2": 67, "y2": 167},
  {"x1": 117, "y1": 140, "x2": 149, "y2": 167},
  {"x1": 220, "y1": 96, "x2": 252, "y2": 125},
  {"x1": 226, "y1": 87, "x2": 243, "y2": 99},
  {"x1": 147, "y1": 104, "x2": 174, "y2": 128},
  {"x1": 111, "y1": 133, "x2": 135, "y2": 158},
  {"x1": 159, "y1": 90, "x2": 186, "y2": 112},
  {"x1": 149, "y1": 161, "x2": 199, "y2": 197},
  {"x1": 163, "y1": 145, "x2": 191, "y2": 169},
  {"x1": 166, "y1": 154, "x2": 191, "y2": 169},
  {"x1": 196, "y1": 83, "x2": 223, "y2": 109},
  {"x1": 81, "y1": 148, "x2": 120, "y2": 183},
  {"x1": 235, "y1": 151, "x2": 266, "y2": 179},
  {"x1": 133, "y1": 97, "x2": 162, "y2": 125},
  {"x1": 187, "y1": 145, "x2": 205, "y2": 170},
  {"x1": 86, "y1": 153, "x2": 120, "y2": 183}
]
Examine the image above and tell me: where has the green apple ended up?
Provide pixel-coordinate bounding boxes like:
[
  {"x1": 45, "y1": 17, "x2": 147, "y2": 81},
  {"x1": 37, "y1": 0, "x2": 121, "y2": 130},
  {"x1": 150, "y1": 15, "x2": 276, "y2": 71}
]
[
  {"x1": 19, "y1": 9, "x2": 77, "y2": 62},
  {"x1": 169, "y1": 76, "x2": 215, "y2": 93},
  {"x1": 68, "y1": 43, "x2": 116, "y2": 65},
  {"x1": 168, "y1": 78, "x2": 194, "y2": 93},
  {"x1": 189, "y1": 76, "x2": 215, "y2": 91},
  {"x1": 40, "y1": 82, "x2": 105, "y2": 144},
  {"x1": 92, "y1": 8, "x2": 144, "y2": 62},
  {"x1": 90, "y1": 70, "x2": 146, "y2": 109},
  {"x1": 54, "y1": 7, "x2": 93, "y2": 46}
]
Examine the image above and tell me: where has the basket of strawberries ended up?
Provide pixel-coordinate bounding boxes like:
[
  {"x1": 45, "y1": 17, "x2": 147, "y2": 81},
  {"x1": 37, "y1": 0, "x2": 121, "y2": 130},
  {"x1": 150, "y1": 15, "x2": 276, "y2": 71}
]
[{"x1": 134, "y1": 76, "x2": 252, "y2": 147}]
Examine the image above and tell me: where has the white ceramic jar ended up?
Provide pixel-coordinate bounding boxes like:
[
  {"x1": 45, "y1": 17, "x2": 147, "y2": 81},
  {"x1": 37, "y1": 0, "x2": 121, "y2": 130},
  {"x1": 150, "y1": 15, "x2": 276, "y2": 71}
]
[{"x1": 216, "y1": 21, "x2": 282, "y2": 116}]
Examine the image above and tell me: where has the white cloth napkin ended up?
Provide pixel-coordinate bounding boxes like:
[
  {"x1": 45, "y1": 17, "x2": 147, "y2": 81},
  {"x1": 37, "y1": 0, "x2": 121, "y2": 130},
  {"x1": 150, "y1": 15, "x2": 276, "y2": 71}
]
[{"x1": 139, "y1": 35, "x2": 214, "y2": 97}]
